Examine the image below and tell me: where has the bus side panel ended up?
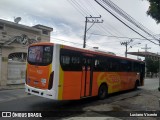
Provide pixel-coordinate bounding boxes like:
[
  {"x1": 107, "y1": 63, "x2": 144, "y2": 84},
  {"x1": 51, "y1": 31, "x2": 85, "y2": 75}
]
[
  {"x1": 91, "y1": 72, "x2": 139, "y2": 96},
  {"x1": 62, "y1": 71, "x2": 82, "y2": 100},
  {"x1": 119, "y1": 72, "x2": 138, "y2": 90},
  {"x1": 91, "y1": 72, "x2": 99, "y2": 97},
  {"x1": 118, "y1": 72, "x2": 128, "y2": 90},
  {"x1": 92, "y1": 72, "x2": 122, "y2": 94}
]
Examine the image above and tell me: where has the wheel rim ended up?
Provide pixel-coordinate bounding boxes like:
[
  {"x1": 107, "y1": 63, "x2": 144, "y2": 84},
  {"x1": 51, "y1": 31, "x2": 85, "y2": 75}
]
[
  {"x1": 100, "y1": 89, "x2": 105, "y2": 97},
  {"x1": 99, "y1": 85, "x2": 107, "y2": 99}
]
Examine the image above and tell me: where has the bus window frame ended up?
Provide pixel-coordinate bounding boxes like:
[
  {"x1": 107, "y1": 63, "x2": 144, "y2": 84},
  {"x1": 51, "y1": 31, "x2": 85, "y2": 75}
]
[
  {"x1": 27, "y1": 45, "x2": 53, "y2": 66},
  {"x1": 60, "y1": 49, "x2": 82, "y2": 71}
]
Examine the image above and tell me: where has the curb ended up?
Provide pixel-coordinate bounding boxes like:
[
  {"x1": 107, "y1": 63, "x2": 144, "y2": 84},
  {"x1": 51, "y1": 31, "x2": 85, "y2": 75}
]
[{"x1": 0, "y1": 84, "x2": 25, "y2": 91}]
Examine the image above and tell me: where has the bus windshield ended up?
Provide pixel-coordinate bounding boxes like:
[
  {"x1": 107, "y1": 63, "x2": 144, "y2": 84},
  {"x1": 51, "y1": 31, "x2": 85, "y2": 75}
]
[{"x1": 28, "y1": 45, "x2": 53, "y2": 66}]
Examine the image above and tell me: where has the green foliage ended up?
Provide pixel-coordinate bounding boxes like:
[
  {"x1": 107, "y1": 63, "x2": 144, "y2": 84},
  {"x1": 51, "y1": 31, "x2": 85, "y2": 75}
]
[
  {"x1": 146, "y1": 58, "x2": 159, "y2": 73},
  {"x1": 147, "y1": 0, "x2": 160, "y2": 23}
]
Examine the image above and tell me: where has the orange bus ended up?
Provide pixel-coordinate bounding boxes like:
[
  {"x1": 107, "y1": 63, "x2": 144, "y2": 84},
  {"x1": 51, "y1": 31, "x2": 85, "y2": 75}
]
[{"x1": 25, "y1": 42, "x2": 145, "y2": 100}]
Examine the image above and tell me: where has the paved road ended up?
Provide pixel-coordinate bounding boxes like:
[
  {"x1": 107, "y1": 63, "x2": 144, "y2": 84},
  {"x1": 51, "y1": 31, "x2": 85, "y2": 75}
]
[
  {"x1": 0, "y1": 78, "x2": 158, "y2": 104},
  {"x1": 0, "y1": 89, "x2": 141, "y2": 119},
  {"x1": 0, "y1": 89, "x2": 141, "y2": 110},
  {"x1": 0, "y1": 89, "x2": 27, "y2": 103},
  {"x1": 0, "y1": 78, "x2": 159, "y2": 119},
  {"x1": 141, "y1": 78, "x2": 159, "y2": 90}
]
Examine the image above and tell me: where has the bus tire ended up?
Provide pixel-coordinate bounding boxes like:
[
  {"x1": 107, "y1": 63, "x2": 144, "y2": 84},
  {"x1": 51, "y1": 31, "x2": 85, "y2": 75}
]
[
  {"x1": 134, "y1": 80, "x2": 139, "y2": 90},
  {"x1": 98, "y1": 84, "x2": 108, "y2": 100}
]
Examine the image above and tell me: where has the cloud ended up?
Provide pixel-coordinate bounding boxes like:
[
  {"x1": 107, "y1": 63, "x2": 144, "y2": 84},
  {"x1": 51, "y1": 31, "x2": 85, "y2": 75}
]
[{"x1": 0, "y1": 0, "x2": 159, "y2": 58}]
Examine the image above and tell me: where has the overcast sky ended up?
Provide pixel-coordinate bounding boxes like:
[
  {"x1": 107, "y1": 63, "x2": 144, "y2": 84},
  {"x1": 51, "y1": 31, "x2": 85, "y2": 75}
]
[{"x1": 0, "y1": 0, "x2": 160, "y2": 59}]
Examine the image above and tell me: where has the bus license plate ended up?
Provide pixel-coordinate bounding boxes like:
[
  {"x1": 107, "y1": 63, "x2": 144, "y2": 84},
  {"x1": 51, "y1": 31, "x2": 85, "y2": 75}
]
[
  {"x1": 41, "y1": 79, "x2": 46, "y2": 84},
  {"x1": 34, "y1": 81, "x2": 38, "y2": 85}
]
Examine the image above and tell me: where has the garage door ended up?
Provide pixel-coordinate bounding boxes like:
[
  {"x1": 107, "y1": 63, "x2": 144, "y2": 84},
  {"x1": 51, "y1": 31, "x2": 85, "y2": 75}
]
[{"x1": 7, "y1": 52, "x2": 27, "y2": 84}]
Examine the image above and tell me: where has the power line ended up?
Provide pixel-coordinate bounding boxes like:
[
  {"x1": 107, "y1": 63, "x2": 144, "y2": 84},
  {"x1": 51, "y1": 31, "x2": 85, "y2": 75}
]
[
  {"x1": 97, "y1": 0, "x2": 159, "y2": 42},
  {"x1": 51, "y1": 37, "x2": 83, "y2": 46},
  {"x1": 67, "y1": 0, "x2": 127, "y2": 39},
  {"x1": 89, "y1": 33, "x2": 156, "y2": 41},
  {"x1": 95, "y1": 0, "x2": 159, "y2": 45},
  {"x1": 70, "y1": 0, "x2": 90, "y2": 15},
  {"x1": 86, "y1": 0, "x2": 127, "y2": 37},
  {"x1": 67, "y1": 0, "x2": 86, "y2": 17},
  {"x1": 85, "y1": 0, "x2": 100, "y2": 16},
  {"x1": 78, "y1": 0, "x2": 96, "y2": 16},
  {"x1": 95, "y1": 24, "x2": 114, "y2": 36}
]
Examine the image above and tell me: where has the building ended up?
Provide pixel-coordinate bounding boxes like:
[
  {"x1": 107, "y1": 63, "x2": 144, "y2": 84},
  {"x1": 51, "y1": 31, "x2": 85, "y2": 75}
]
[
  {"x1": 128, "y1": 51, "x2": 160, "y2": 77},
  {"x1": 0, "y1": 19, "x2": 53, "y2": 86},
  {"x1": 127, "y1": 51, "x2": 160, "y2": 61}
]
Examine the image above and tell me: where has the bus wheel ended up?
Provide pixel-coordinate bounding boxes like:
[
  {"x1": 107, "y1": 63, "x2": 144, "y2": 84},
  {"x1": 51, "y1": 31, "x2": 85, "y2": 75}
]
[
  {"x1": 98, "y1": 84, "x2": 108, "y2": 100},
  {"x1": 134, "y1": 80, "x2": 139, "y2": 90}
]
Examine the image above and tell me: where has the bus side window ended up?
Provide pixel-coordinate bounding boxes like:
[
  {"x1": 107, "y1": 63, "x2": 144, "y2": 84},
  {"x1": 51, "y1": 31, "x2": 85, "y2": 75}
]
[
  {"x1": 95, "y1": 59, "x2": 99, "y2": 67},
  {"x1": 120, "y1": 60, "x2": 132, "y2": 72},
  {"x1": 60, "y1": 55, "x2": 71, "y2": 71},
  {"x1": 94, "y1": 59, "x2": 100, "y2": 71},
  {"x1": 61, "y1": 56, "x2": 70, "y2": 65},
  {"x1": 71, "y1": 56, "x2": 81, "y2": 71},
  {"x1": 94, "y1": 57, "x2": 108, "y2": 71},
  {"x1": 127, "y1": 62, "x2": 132, "y2": 72},
  {"x1": 87, "y1": 59, "x2": 91, "y2": 65},
  {"x1": 82, "y1": 58, "x2": 87, "y2": 65},
  {"x1": 133, "y1": 62, "x2": 140, "y2": 72},
  {"x1": 109, "y1": 59, "x2": 119, "y2": 71},
  {"x1": 82, "y1": 58, "x2": 91, "y2": 66}
]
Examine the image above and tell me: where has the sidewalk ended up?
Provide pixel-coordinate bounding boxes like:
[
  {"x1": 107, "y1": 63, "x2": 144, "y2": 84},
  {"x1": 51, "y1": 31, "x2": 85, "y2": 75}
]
[
  {"x1": 0, "y1": 84, "x2": 25, "y2": 91},
  {"x1": 0, "y1": 84, "x2": 28, "y2": 103}
]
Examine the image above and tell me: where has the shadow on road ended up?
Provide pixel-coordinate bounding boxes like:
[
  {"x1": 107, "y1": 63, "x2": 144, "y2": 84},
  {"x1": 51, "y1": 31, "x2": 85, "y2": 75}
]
[{"x1": 29, "y1": 88, "x2": 142, "y2": 117}]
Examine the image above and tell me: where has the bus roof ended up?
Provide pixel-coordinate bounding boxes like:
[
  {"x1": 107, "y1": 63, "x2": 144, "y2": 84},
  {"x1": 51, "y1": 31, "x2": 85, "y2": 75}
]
[
  {"x1": 29, "y1": 42, "x2": 144, "y2": 63},
  {"x1": 29, "y1": 42, "x2": 54, "y2": 46},
  {"x1": 62, "y1": 44, "x2": 144, "y2": 63}
]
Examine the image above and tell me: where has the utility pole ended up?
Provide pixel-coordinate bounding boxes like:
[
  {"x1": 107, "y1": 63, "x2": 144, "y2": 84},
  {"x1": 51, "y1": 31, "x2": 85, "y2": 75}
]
[
  {"x1": 137, "y1": 49, "x2": 140, "y2": 60},
  {"x1": 120, "y1": 39, "x2": 133, "y2": 57},
  {"x1": 141, "y1": 44, "x2": 151, "y2": 78},
  {"x1": 158, "y1": 39, "x2": 160, "y2": 91},
  {"x1": 83, "y1": 15, "x2": 103, "y2": 48},
  {"x1": 141, "y1": 44, "x2": 151, "y2": 53},
  {"x1": 159, "y1": 55, "x2": 160, "y2": 91}
]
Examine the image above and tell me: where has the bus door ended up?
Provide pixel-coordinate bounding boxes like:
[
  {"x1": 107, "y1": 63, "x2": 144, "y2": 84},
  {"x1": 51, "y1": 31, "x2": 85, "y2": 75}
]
[{"x1": 81, "y1": 55, "x2": 94, "y2": 97}]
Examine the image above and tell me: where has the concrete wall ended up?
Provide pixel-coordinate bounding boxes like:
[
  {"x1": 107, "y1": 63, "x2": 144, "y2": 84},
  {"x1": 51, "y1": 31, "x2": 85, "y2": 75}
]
[
  {"x1": 0, "y1": 21, "x2": 52, "y2": 86},
  {"x1": 0, "y1": 51, "x2": 1, "y2": 83},
  {"x1": 7, "y1": 61, "x2": 26, "y2": 84},
  {"x1": 0, "y1": 46, "x2": 27, "y2": 85}
]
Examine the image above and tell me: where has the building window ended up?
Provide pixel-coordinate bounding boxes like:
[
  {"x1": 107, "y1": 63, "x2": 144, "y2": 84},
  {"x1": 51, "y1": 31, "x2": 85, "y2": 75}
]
[
  {"x1": 8, "y1": 52, "x2": 27, "y2": 62},
  {"x1": 0, "y1": 24, "x2": 4, "y2": 30},
  {"x1": 42, "y1": 30, "x2": 49, "y2": 35}
]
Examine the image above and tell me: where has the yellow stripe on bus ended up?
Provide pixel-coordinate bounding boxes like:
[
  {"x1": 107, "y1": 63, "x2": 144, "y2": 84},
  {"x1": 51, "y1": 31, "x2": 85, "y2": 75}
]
[
  {"x1": 58, "y1": 66, "x2": 64, "y2": 100},
  {"x1": 58, "y1": 45, "x2": 64, "y2": 100},
  {"x1": 49, "y1": 64, "x2": 52, "y2": 78}
]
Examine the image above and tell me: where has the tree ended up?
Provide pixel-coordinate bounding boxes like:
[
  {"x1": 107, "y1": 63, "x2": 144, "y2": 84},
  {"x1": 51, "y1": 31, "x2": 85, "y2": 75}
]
[
  {"x1": 146, "y1": 58, "x2": 159, "y2": 77},
  {"x1": 147, "y1": 0, "x2": 160, "y2": 23}
]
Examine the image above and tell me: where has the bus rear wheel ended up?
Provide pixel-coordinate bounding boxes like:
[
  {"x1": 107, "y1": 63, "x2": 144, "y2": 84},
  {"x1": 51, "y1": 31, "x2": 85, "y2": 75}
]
[
  {"x1": 134, "y1": 80, "x2": 139, "y2": 90},
  {"x1": 98, "y1": 84, "x2": 108, "y2": 100}
]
